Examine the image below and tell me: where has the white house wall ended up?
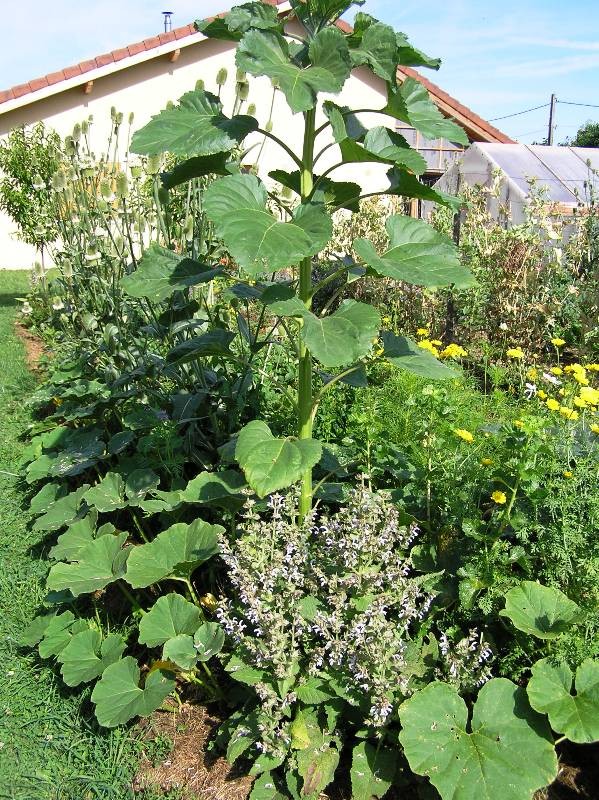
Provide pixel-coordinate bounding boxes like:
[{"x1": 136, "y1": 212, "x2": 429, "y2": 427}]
[{"x1": 0, "y1": 31, "x2": 389, "y2": 268}]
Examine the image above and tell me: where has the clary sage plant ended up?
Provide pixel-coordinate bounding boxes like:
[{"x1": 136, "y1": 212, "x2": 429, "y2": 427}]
[{"x1": 129, "y1": 0, "x2": 473, "y2": 517}]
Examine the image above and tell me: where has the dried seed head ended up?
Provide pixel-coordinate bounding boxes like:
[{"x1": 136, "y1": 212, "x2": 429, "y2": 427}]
[
  {"x1": 115, "y1": 172, "x2": 129, "y2": 198},
  {"x1": 237, "y1": 81, "x2": 250, "y2": 100},
  {"x1": 216, "y1": 67, "x2": 228, "y2": 86},
  {"x1": 147, "y1": 154, "x2": 163, "y2": 174},
  {"x1": 72, "y1": 123, "x2": 82, "y2": 142},
  {"x1": 195, "y1": 78, "x2": 205, "y2": 92},
  {"x1": 247, "y1": 103, "x2": 257, "y2": 117}
]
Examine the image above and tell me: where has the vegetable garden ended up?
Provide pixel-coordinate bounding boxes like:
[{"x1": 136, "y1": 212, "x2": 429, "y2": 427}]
[{"x1": 2, "y1": 1, "x2": 599, "y2": 798}]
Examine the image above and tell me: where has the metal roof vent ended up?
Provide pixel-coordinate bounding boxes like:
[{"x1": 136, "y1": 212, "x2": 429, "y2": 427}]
[{"x1": 163, "y1": 11, "x2": 173, "y2": 32}]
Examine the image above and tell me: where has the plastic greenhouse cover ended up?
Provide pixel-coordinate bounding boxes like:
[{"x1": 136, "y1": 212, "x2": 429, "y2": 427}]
[{"x1": 478, "y1": 144, "x2": 599, "y2": 205}]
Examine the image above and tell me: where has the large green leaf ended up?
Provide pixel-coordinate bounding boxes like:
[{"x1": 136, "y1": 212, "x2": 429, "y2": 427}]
[
  {"x1": 162, "y1": 634, "x2": 197, "y2": 670},
  {"x1": 32, "y1": 485, "x2": 89, "y2": 532},
  {"x1": 204, "y1": 174, "x2": 331, "y2": 274},
  {"x1": 236, "y1": 28, "x2": 351, "y2": 114},
  {"x1": 125, "y1": 519, "x2": 221, "y2": 589},
  {"x1": 161, "y1": 153, "x2": 235, "y2": 190},
  {"x1": 235, "y1": 420, "x2": 322, "y2": 498},
  {"x1": 130, "y1": 89, "x2": 258, "y2": 157},
  {"x1": 384, "y1": 166, "x2": 462, "y2": 211},
  {"x1": 290, "y1": 0, "x2": 364, "y2": 33},
  {"x1": 396, "y1": 32, "x2": 441, "y2": 70},
  {"x1": 49, "y1": 515, "x2": 110, "y2": 562},
  {"x1": 347, "y1": 15, "x2": 399, "y2": 82},
  {"x1": 58, "y1": 629, "x2": 126, "y2": 687},
  {"x1": 156, "y1": 470, "x2": 246, "y2": 510},
  {"x1": 297, "y1": 745, "x2": 340, "y2": 797},
  {"x1": 33, "y1": 611, "x2": 88, "y2": 658},
  {"x1": 500, "y1": 582, "x2": 581, "y2": 640},
  {"x1": 194, "y1": 621, "x2": 225, "y2": 662},
  {"x1": 350, "y1": 741, "x2": 396, "y2": 800},
  {"x1": 354, "y1": 215, "x2": 472, "y2": 289},
  {"x1": 270, "y1": 170, "x2": 363, "y2": 212},
  {"x1": 361, "y1": 127, "x2": 427, "y2": 174},
  {"x1": 302, "y1": 300, "x2": 380, "y2": 368},
  {"x1": 528, "y1": 658, "x2": 599, "y2": 744},
  {"x1": 165, "y1": 329, "x2": 236, "y2": 364},
  {"x1": 382, "y1": 332, "x2": 457, "y2": 379},
  {"x1": 47, "y1": 533, "x2": 129, "y2": 597},
  {"x1": 196, "y1": 2, "x2": 281, "y2": 41},
  {"x1": 138, "y1": 593, "x2": 202, "y2": 647},
  {"x1": 121, "y1": 245, "x2": 223, "y2": 303},
  {"x1": 399, "y1": 679, "x2": 558, "y2": 800},
  {"x1": 84, "y1": 472, "x2": 127, "y2": 514},
  {"x1": 91, "y1": 656, "x2": 175, "y2": 728},
  {"x1": 385, "y1": 77, "x2": 468, "y2": 145}
]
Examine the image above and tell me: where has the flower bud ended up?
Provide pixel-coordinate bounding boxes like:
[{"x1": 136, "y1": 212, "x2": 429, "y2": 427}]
[
  {"x1": 72, "y1": 123, "x2": 81, "y2": 142},
  {"x1": 115, "y1": 172, "x2": 129, "y2": 198},
  {"x1": 216, "y1": 67, "x2": 228, "y2": 86},
  {"x1": 237, "y1": 81, "x2": 249, "y2": 100},
  {"x1": 195, "y1": 78, "x2": 205, "y2": 92},
  {"x1": 128, "y1": 112, "x2": 135, "y2": 125},
  {"x1": 247, "y1": 103, "x2": 256, "y2": 117},
  {"x1": 147, "y1": 154, "x2": 162, "y2": 175}
]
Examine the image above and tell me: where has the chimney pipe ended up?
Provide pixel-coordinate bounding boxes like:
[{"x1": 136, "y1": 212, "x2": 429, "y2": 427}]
[{"x1": 163, "y1": 11, "x2": 173, "y2": 32}]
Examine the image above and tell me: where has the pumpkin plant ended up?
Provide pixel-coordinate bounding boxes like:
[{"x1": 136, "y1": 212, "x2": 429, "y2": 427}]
[{"x1": 129, "y1": 0, "x2": 473, "y2": 516}]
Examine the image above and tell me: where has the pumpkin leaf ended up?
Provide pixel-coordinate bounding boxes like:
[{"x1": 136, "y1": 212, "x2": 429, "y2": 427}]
[
  {"x1": 91, "y1": 656, "x2": 175, "y2": 728},
  {"x1": 47, "y1": 533, "x2": 130, "y2": 597},
  {"x1": 125, "y1": 519, "x2": 221, "y2": 589},
  {"x1": 527, "y1": 658, "x2": 599, "y2": 744},
  {"x1": 399, "y1": 679, "x2": 558, "y2": 800},
  {"x1": 84, "y1": 472, "x2": 127, "y2": 514},
  {"x1": 194, "y1": 622, "x2": 225, "y2": 661},
  {"x1": 58, "y1": 629, "x2": 126, "y2": 687},
  {"x1": 138, "y1": 594, "x2": 202, "y2": 647},
  {"x1": 162, "y1": 634, "x2": 197, "y2": 670},
  {"x1": 500, "y1": 581, "x2": 581, "y2": 639}
]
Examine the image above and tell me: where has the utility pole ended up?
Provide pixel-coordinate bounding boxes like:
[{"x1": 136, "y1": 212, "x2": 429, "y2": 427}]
[{"x1": 547, "y1": 93, "x2": 557, "y2": 145}]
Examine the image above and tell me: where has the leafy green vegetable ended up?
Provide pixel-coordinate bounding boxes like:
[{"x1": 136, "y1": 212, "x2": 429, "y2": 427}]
[
  {"x1": 500, "y1": 581, "x2": 581, "y2": 639},
  {"x1": 528, "y1": 658, "x2": 599, "y2": 743},
  {"x1": 91, "y1": 657, "x2": 175, "y2": 727},
  {"x1": 399, "y1": 679, "x2": 557, "y2": 800},
  {"x1": 47, "y1": 533, "x2": 129, "y2": 597},
  {"x1": 58, "y1": 629, "x2": 125, "y2": 686},
  {"x1": 138, "y1": 594, "x2": 202, "y2": 647}
]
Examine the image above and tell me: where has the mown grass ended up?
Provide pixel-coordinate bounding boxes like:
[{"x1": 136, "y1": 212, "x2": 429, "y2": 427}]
[{"x1": 0, "y1": 271, "x2": 143, "y2": 800}]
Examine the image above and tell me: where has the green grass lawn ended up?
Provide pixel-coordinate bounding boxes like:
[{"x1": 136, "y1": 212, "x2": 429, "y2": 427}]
[{"x1": 0, "y1": 272, "x2": 141, "y2": 799}]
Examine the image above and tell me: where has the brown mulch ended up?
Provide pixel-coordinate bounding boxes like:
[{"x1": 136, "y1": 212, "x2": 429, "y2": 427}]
[
  {"x1": 539, "y1": 743, "x2": 599, "y2": 800},
  {"x1": 133, "y1": 704, "x2": 253, "y2": 800},
  {"x1": 14, "y1": 321, "x2": 45, "y2": 371}
]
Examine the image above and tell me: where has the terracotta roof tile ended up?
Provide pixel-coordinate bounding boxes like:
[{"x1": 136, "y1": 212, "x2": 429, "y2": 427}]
[
  {"x1": 0, "y1": 0, "x2": 511, "y2": 144},
  {"x1": 95, "y1": 52, "x2": 115, "y2": 68}
]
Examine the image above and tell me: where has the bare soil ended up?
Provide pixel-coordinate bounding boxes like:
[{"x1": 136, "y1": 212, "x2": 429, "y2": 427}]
[
  {"x1": 133, "y1": 704, "x2": 253, "y2": 800},
  {"x1": 14, "y1": 321, "x2": 45, "y2": 372}
]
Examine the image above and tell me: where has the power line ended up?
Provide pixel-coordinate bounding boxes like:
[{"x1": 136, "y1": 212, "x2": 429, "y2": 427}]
[
  {"x1": 489, "y1": 103, "x2": 549, "y2": 121},
  {"x1": 558, "y1": 100, "x2": 599, "y2": 109}
]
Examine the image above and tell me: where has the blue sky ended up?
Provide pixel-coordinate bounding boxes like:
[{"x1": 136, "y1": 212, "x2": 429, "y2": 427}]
[{"x1": 2, "y1": 0, "x2": 599, "y2": 144}]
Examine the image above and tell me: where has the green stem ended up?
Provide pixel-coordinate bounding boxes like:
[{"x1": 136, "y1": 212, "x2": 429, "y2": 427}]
[{"x1": 298, "y1": 107, "x2": 317, "y2": 520}]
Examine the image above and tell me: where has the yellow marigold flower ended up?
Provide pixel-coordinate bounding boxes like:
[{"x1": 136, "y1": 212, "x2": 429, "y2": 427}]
[
  {"x1": 527, "y1": 367, "x2": 538, "y2": 379},
  {"x1": 441, "y1": 343, "x2": 468, "y2": 359},
  {"x1": 580, "y1": 387, "x2": 599, "y2": 406},
  {"x1": 431, "y1": 339, "x2": 443, "y2": 347},
  {"x1": 559, "y1": 406, "x2": 579, "y2": 420},
  {"x1": 454, "y1": 428, "x2": 474, "y2": 443},
  {"x1": 563, "y1": 470, "x2": 573, "y2": 478},
  {"x1": 550, "y1": 367, "x2": 563, "y2": 376},
  {"x1": 513, "y1": 419, "x2": 525, "y2": 429},
  {"x1": 506, "y1": 347, "x2": 525, "y2": 359},
  {"x1": 573, "y1": 373, "x2": 589, "y2": 386},
  {"x1": 586, "y1": 364, "x2": 599, "y2": 372},
  {"x1": 492, "y1": 490, "x2": 507, "y2": 505},
  {"x1": 591, "y1": 424, "x2": 599, "y2": 434},
  {"x1": 551, "y1": 337, "x2": 566, "y2": 347},
  {"x1": 416, "y1": 327, "x2": 429, "y2": 336},
  {"x1": 537, "y1": 390, "x2": 547, "y2": 400},
  {"x1": 573, "y1": 397, "x2": 587, "y2": 409},
  {"x1": 481, "y1": 458, "x2": 493, "y2": 466},
  {"x1": 546, "y1": 398, "x2": 560, "y2": 411},
  {"x1": 564, "y1": 363, "x2": 585, "y2": 374},
  {"x1": 382, "y1": 315, "x2": 391, "y2": 324},
  {"x1": 418, "y1": 339, "x2": 440, "y2": 357},
  {"x1": 558, "y1": 388, "x2": 566, "y2": 396}
]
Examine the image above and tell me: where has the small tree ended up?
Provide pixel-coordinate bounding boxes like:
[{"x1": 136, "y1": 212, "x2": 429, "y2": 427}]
[
  {"x1": 0, "y1": 122, "x2": 61, "y2": 254},
  {"x1": 566, "y1": 120, "x2": 599, "y2": 148}
]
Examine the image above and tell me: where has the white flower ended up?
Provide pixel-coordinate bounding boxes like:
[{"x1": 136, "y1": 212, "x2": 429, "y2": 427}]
[
  {"x1": 542, "y1": 372, "x2": 561, "y2": 386},
  {"x1": 499, "y1": 322, "x2": 508, "y2": 331},
  {"x1": 52, "y1": 299, "x2": 65, "y2": 311},
  {"x1": 21, "y1": 301, "x2": 33, "y2": 315},
  {"x1": 524, "y1": 382, "x2": 537, "y2": 399}
]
